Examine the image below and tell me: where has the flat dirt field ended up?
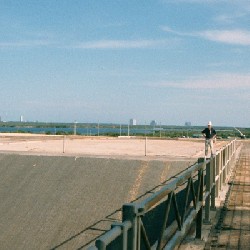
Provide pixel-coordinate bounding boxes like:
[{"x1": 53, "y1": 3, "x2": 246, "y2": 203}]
[
  {"x1": 0, "y1": 133, "x2": 228, "y2": 159},
  {"x1": 0, "y1": 134, "x2": 229, "y2": 249}
]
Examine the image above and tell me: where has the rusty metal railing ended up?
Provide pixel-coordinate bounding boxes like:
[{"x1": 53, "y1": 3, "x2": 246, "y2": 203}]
[{"x1": 88, "y1": 140, "x2": 239, "y2": 250}]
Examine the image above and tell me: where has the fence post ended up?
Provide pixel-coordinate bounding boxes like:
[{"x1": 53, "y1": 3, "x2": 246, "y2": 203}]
[
  {"x1": 204, "y1": 158, "x2": 211, "y2": 224},
  {"x1": 211, "y1": 155, "x2": 216, "y2": 210},
  {"x1": 222, "y1": 147, "x2": 225, "y2": 182},
  {"x1": 122, "y1": 204, "x2": 138, "y2": 250},
  {"x1": 220, "y1": 148, "x2": 224, "y2": 191},
  {"x1": 111, "y1": 221, "x2": 131, "y2": 250},
  {"x1": 196, "y1": 159, "x2": 204, "y2": 239},
  {"x1": 215, "y1": 152, "x2": 220, "y2": 198},
  {"x1": 223, "y1": 146, "x2": 228, "y2": 184}
]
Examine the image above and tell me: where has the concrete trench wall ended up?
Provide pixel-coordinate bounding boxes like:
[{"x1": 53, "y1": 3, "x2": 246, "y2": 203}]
[{"x1": 0, "y1": 153, "x2": 194, "y2": 250}]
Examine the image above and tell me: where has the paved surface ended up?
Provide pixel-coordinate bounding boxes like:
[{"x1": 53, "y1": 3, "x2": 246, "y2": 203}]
[
  {"x1": 204, "y1": 141, "x2": 250, "y2": 249},
  {"x1": 0, "y1": 154, "x2": 191, "y2": 250},
  {"x1": 0, "y1": 134, "x2": 229, "y2": 250}
]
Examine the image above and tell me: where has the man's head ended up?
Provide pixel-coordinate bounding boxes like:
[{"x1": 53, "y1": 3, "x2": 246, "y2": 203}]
[{"x1": 208, "y1": 121, "x2": 212, "y2": 128}]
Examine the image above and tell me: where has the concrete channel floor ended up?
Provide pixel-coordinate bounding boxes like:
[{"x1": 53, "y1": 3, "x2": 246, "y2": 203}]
[{"x1": 0, "y1": 134, "x2": 229, "y2": 250}]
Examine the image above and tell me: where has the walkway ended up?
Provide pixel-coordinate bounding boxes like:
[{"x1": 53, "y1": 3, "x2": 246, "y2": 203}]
[{"x1": 205, "y1": 141, "x2": 250, "y2": 249}]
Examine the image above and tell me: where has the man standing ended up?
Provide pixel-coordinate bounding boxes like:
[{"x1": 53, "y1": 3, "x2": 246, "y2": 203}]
[{"x1": 202, "y1": 121, "x2": 216, "y2": 158}]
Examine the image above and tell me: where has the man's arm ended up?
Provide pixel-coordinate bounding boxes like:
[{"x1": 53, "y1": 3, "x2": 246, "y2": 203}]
[
  {"x1": 202, "y1": 128, "x2": 207, "y2": 138},
  {"x1": 212, "y1": 129, "x2": 217, "y2": 142}
]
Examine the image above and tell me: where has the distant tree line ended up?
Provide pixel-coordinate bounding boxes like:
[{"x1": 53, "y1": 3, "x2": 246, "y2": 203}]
[{"x1": 0, "y1": 121, "x2": 249, "y2": 139}]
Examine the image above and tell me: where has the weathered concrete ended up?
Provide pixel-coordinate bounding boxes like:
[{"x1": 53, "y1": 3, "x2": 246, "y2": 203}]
[
  {"x1": 0, "y1": 153, "x2": 195, "y2": 250},
  {"x1": 0, "y1": 135, "x2": 229, "y2": 249}
]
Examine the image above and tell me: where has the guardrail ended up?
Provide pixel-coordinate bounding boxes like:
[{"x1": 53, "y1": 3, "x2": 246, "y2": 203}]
[{"x1": 88, "y1": 140, "x2": 239, "y2": 250}]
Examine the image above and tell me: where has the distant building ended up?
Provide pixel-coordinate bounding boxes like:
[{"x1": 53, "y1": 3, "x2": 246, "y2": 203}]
[
  {"x1": 185, "y1": 121, "x2": 191, "y2": 126},
  {"x1": 129, "y1": 119, "x2": 136, "y2": 126},
  {"x1": 20, "y1": 115, "x2": 24, "y2": 122},
  {"x1": 150, "y1": 120, "x2": 157, "y2": 127}
]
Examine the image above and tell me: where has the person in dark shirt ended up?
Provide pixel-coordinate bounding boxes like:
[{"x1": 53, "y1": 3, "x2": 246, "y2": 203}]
[{"x1": 202, "y1": 121, "x2": 216, "y2": 158}]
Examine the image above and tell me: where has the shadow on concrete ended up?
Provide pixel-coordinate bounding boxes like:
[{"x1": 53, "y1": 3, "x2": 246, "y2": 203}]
[{"x1": 50, "y1": 165, "x2": 196, "y2": 249}]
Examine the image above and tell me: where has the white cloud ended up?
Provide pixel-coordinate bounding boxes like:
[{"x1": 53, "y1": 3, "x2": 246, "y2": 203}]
[
  {"x1": 73, "y1": 39, "x2": 170, "y2": 49},
  {"x1": 161, "y1": 26, "x2": 186, "y2": 36},
  {"x1": 148, "y1": 73, "x2": 250, "y2": 90},
  {"x1": 200, "y1": 29, "x2": 250, "y2": 45},
  {"x1": 0, "y1": 39, "x2": 53, "y2": 48},
  {"x1": 213, "y1": 12, "x2": 248, "y2": 25},
  {"x1": 162, "y1": 26, "x2": 250, "y2": 46}
]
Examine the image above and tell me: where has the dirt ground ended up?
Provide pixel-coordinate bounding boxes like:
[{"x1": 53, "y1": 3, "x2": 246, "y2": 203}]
[{"x1": 0, "y1": 133, "x2": 228, "y2": 159}]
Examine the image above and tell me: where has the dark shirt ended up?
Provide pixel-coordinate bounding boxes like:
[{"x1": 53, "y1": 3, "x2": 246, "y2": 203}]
[{"x1": 202, "y1": 127, "x2": 216, "y2": 139}]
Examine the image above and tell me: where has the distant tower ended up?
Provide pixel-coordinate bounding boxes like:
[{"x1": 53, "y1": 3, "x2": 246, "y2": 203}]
[
  {"x1": 130, "y1": 118, "x2": 136, "y2": 126},
  {"x1": 150, "y1": 120, "x2": 157, "y2": 127},
  {"x1": 20, "y1": 115, "x2": 24, "y2": 122},
  {"x1": 73, "y1": 120, "x2": 77, "y2": 135}
]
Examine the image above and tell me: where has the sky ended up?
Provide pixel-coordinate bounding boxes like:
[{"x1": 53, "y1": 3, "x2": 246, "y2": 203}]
[{"x1": 0, "y1": 0, "x2": 249, "y2": 127}]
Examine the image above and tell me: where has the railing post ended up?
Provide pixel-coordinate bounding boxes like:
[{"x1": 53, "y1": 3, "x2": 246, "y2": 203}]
[
  {"x1": 111, "y1": 221, "x2": 131, "y2": 250},
  {"x1": 215, "y1": 151, "x2": 220, "y2": 197},
  {"x1": 196, "y1": 159, "x2": 204, "y2": 239},
  {"x1": 220, "y1": 148, "x2": 224, "y2": 191},
  {"x1": 226, "y1": 144, "x2": 230, "y2": 182},
  {"x1": 204, "y1": 158, "x2": 211, "y2": 224},
  {"x1": 220, "y1": 148, "x2": 226, "y2": 185},
  {"x1": 223, "y1": 146, "x2": 228, "y2": 184},
  {"x1": 122, "y1": 204, "x2": 138, "y2": 250},
  {"x1": 211, "y1": 155, "x2": 216, "y2": 210}
]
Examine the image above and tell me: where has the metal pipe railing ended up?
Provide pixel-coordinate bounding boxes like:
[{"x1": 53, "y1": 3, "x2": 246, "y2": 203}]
[{"x1": 88, "y1": 139, "x2": 239, "y2": 250}]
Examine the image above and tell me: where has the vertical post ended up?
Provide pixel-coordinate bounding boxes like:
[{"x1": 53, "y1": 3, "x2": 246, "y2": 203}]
[
  {"x1": 204, "y1": 160, "x2": 211, "y2": 224},
  {"x1": 215, "y1": 152, "x2": 220, "y2": 198},
  {"x1": 74, "y1": 121, "x2": 77, "y2": 135},
  {"x1": 137, "y1": 217, "x2": 141, "y2": 250},
  {"x1": 219, "y1": 149, "x2": 224, "y2": 191},
  {"x1": 223, "y1": 147, "x2": 227, "y2": 184},
  {"x1": 145, "y1": 137, "x2": 147, "y2": 156},
  {"x1": 227, "y1": 143, "x2": 230, "y2": 171},
  {"x1": 122, "y1": 204, "x2": 138, "y2": 250},
  {"x1": 111, "y1": 222, "x2": 130, "y2": 250},
  {"x1": 221, "y1": 149, "x2": 224, "y2": 189},
  {"x1": 211, "y1": 156, "x2": 216, "y2": 210},
  {"x1": 196, "y1": 162, "x2": 204, "y2": 239},
  {"x1": 63, "y1": 135, "x2": 65, "y2": 153}
]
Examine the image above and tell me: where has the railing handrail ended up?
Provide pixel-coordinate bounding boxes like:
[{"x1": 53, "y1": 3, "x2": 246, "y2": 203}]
[{"x1": 88, "y1": 139, "x2": 239, "y2": 250}]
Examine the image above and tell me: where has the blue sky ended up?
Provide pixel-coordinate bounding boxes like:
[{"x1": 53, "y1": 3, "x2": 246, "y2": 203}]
[{"x1": 0, "y1": 0, "x2": 249, "y2": 127}]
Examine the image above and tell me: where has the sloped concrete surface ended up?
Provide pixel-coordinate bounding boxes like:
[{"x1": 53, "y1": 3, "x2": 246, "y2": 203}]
[
  {"x1": 0, "y1": 135, "x2": 229, "y2": 249},
  {"x1": 0, "y1": 154, "x2": 193, "y2": 250}
]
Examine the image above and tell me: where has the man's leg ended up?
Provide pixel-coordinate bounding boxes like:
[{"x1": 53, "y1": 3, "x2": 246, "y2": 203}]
[
  {"x1": 210, "y1": 139, "x2": 214, "y2": 157},
  {"x1": 205, "y1": 140, "x2": 209, "y2": 157}
]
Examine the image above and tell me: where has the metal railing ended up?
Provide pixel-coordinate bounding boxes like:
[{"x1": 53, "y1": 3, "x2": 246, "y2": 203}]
[{"x1": 88, "y1": 140, "x2": 239, "y2": 250}]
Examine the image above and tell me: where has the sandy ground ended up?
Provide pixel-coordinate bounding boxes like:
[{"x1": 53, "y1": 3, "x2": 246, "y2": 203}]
[{"x1": 0, "y1": 133, "x2": 228, "y2": 159}]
